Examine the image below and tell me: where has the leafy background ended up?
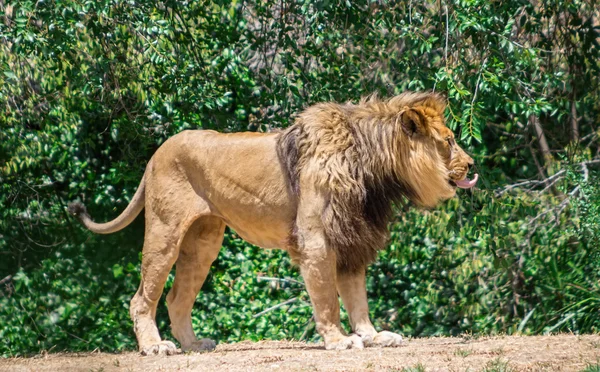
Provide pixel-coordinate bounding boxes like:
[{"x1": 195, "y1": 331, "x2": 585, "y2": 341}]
[{"x1": 1, "y1": 0, "x2": 599, "y2": 357}]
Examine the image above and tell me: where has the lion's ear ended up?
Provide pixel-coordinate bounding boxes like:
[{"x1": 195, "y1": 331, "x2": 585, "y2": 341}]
[{"x1": 400, "y1": 107, "x2": 429, "y2": 137}]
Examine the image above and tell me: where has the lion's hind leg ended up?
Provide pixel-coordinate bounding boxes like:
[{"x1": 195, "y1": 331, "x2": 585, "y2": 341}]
[
  {"x1": 166, "y1": 216, "x2": 225, "y2": 352},
  {"x1": 130, "y1": 214, "x2": 184, "y2": 356},
  {"x1": 129, "y1": 169, "x2": 211, "y2": 356}
]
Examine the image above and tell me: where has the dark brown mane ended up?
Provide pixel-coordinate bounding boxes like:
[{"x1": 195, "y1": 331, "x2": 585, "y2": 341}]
[{"x1": 276, "y1": 91, "x2": 447, "y2": 273}]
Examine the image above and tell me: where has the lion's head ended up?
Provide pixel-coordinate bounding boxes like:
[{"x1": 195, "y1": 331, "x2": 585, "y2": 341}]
[
  {"x1": 277, "y1": 91, "x2": 477, "y2": 272},
  {"x1": 386, "y1": 92, "x2": 478, "y2": 207}
]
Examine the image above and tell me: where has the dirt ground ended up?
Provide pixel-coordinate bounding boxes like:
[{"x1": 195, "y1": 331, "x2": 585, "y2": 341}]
[{"x1": 2, "y1": 335, "x2": 600, "y2": 372}]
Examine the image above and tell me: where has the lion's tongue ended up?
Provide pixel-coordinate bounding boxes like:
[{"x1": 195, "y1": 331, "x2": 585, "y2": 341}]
[{"x1": 455, "y1": 173, "x2": 479, "y2": 189}]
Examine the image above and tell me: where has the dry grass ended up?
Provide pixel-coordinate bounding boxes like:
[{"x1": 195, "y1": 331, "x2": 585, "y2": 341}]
[{"x1": 2, "y1": 334, "x2": 600, "y2": 371}]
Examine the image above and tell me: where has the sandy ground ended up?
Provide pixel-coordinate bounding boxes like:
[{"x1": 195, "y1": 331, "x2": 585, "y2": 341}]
[{"x1": 2, "y1": 335, "x2": 600, "y2": 371}]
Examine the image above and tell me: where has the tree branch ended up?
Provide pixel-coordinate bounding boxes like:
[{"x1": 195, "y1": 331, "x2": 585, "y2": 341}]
[
  {"x1": 497, "y1": 159, "x2": 600, "y2": 196},
  {"x1": 0, "y1": 275, "x2": 12, "y2": 286},
  {"x1": 496, "y1": 170, "x2": 565, "y2": 196},
  {"x1": 257, "y1": 276, "x2": 305, "y2": 286},
  {"x1": 253, "y1": 297, "x2": 298, "y2": 318}
]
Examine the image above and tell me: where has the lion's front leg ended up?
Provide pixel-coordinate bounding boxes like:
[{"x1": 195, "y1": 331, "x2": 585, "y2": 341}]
[
  {"x1": 295, "y1": 185, "x2": 363, "y2": 350},
  {"x1": 299, "y1": 247, "x2": 364, "y2": 350},
  {"x1": 337, "y1": 270, "x2": 403, "y2": 348}
]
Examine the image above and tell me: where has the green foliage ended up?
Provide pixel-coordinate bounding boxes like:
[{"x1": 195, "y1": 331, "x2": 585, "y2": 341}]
[
  {"x1": 581, "y1": 363, "x2": 600, "y2": 372},
  {"x1": 371, "y1": 182, "x2": 600, "y2": 338},
  {"x1": 401, "y1": 363, "x2": 426, "y2": 372},
  {"x1": 481, "y1": 358, "x2": 514, "y2": 372},
  {"x1": 1, "y1": 0, "x2": 599, "y2": 357}
]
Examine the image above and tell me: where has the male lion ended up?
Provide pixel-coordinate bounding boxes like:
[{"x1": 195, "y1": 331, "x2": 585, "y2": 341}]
[{"x1": 69, "y1": 91, "x2": 477, "y2": 355}]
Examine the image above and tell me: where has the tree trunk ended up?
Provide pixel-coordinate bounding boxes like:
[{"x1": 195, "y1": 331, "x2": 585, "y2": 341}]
[
  {"x1": 570, "y1": 96, "x2": 579, "y2": 142},
  {"x1": 529, "y1": 115, "x2": 552, "y2": 165}
]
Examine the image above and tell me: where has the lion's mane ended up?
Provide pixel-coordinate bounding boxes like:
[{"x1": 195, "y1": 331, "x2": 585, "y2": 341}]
[{"x1": 277, "y1": 92, "x2": 449, "y2": 273}]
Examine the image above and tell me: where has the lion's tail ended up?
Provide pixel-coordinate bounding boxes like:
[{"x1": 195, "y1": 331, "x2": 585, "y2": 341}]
[{"x1": 68, "y1": 167, "x2": 147, "y2": 235}]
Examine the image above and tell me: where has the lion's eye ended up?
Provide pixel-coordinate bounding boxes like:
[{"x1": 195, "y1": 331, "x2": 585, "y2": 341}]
[{"x1": 446, "y1": 137, "x2": 454, "y2": 147}]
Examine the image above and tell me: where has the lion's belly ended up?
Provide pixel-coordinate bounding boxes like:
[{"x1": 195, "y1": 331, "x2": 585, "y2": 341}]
[
  {"x1": 213, "y1": 189, "x2": 296, "y2": 249},
  {"x1": 212, "y1": 183, "x2": 296, "y2": 249},
  {"x1": 223, "y1": 218, "x2": 290, "y2": 249}
]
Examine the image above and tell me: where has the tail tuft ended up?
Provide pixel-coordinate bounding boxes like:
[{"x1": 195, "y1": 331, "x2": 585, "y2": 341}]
[{"x1": 67, "y1": 201, "x2": 88, "y2": 219}]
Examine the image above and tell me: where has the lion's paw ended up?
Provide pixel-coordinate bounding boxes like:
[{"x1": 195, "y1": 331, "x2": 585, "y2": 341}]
[
  {"x1": 359, "y1": 333, "x2": 374, "y2": 347},
  {"x1": 182, "y1": 338, "x2": 216, "y2": 353},
  {"x1": 325, "y1": 334, "x2": 364, "y2": 350},
  {"x1": 371, "y1": 331, "x2": 403, "y2": 347},
  {"x1": 140, "y1": 340, "x2": 181, "y2": 356}
]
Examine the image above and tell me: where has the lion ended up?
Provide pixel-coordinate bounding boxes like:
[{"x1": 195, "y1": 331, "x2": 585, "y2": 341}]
[{"x1": 68, "y1": 91, "x2": 477, "y2": 355}]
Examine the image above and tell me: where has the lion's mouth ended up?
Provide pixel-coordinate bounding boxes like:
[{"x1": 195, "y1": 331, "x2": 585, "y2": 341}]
[{"x1": 449, "y1": 173, "x2": 479, "y2": 189}]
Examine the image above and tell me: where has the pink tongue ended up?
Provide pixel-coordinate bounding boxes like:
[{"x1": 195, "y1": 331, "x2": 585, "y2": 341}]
[{"x1": 454, "y1": 173, "x2": 479, "y2": 189}]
